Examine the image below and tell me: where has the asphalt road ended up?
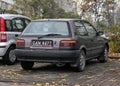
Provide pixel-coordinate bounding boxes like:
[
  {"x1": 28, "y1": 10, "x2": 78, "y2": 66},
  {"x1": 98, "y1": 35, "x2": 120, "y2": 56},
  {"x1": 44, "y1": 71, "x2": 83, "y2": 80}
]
[{"x1": 0, "y1": 59, "x2": 120, "y2": 86}]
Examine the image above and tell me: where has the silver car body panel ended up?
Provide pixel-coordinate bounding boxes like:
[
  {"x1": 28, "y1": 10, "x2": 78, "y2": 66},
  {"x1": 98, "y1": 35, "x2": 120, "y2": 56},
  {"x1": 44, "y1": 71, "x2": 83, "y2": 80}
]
[
  {"x1": 0, "y1": 32, "x2": 21, "y2": 56},
  {"x1": 0, "y1": 14, "x2": 30, "y2": 58}
]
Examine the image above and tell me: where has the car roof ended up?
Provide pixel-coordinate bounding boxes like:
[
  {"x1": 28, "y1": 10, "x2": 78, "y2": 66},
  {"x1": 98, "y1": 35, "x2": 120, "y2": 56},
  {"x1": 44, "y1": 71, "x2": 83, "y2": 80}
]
[
  {"x1": 0, "y1": 14, "x2": 30, "y2": 20},
  {"x1": 33, "y1": 19, "x2": 87, "y2": 22}
]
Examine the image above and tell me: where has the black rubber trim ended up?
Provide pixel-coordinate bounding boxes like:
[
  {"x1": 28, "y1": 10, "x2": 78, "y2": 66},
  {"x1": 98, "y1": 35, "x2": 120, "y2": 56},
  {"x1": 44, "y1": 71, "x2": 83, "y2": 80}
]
[{"x1": 0, "y1": 46, "x2": 6, "y2": 48}]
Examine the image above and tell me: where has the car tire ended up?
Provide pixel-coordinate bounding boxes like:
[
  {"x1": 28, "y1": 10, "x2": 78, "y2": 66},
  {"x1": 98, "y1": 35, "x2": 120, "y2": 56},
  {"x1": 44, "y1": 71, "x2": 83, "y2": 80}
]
[
  {"x1": 3, "y1": 46, "x2": 17, "y2": 65},
  {"x1": 21, "y1": 61, "x2": 34, "y2": 70},
  {"x1": 75, "y1": 50, "x2": 86, "y2": 72},
  {"x1": 97, "y1": 46, "x2": 108, "y2": 63}
]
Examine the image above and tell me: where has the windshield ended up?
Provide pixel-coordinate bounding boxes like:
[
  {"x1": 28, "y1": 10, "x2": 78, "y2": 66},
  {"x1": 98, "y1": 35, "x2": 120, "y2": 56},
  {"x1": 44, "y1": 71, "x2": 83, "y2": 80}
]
[{"x1": 22, "y1": 21, "x2": 70, "y2": 36}]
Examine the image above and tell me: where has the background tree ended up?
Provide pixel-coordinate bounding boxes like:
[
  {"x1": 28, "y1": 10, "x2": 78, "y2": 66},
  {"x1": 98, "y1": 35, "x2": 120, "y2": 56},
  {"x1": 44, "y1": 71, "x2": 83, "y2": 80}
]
[
  {"x1": 103, "y1": 0, "x2": 117, "y2": 27},
  {"x1": 15, "y1": 0, "x2": 33, "y2": 18},
  {"x1": 14, "y1": 0, "x2": 71, "y2": 19},
  {"x1": 6, "y1": 9, "x2": 18, "y2": 14},
  {"x1": 77, "y1": 0, "x2": 117, "y2": 29}
]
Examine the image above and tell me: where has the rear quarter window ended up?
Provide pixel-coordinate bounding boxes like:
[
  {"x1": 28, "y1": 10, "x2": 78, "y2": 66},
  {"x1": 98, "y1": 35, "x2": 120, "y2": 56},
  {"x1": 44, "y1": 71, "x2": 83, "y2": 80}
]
[{"x1": 5, "y1": 20, "x2": 12, "y2": 31}]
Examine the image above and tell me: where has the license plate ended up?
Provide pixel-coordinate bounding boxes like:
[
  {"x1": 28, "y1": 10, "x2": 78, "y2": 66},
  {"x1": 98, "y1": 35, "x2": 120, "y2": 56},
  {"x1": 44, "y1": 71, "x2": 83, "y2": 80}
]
[{"x1": 32, "y1": 40, "x2": 53, "y2": 47}]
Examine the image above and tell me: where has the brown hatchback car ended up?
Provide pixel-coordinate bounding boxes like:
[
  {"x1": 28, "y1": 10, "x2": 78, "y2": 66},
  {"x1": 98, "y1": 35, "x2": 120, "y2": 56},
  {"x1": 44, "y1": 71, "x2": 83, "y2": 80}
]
[{"x1": 15, "y1": 19, "x2": 109, "y2": 72}]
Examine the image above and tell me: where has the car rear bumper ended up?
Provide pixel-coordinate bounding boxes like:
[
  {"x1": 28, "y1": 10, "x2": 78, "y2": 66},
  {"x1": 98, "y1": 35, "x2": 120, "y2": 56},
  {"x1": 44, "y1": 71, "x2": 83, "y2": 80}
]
[{"x1": 15, "y1": 49, "x2": 80, "y2": 63}]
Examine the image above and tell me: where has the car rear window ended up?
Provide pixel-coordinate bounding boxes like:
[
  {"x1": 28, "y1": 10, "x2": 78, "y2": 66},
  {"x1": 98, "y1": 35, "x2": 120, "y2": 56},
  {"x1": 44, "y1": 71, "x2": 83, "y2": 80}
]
[{"x1": 22, "y1": 21, "x2": 70, "y2": 36}]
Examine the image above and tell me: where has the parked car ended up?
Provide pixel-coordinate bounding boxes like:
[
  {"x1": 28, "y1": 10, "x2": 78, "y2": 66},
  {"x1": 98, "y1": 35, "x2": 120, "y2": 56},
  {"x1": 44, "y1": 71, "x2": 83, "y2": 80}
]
[
  {"x1": 0, "y1": 14, "x2": 31, "y2": 65},
  {"x1": 15, "y1": 19, "x2": 109, "y2": 72}
]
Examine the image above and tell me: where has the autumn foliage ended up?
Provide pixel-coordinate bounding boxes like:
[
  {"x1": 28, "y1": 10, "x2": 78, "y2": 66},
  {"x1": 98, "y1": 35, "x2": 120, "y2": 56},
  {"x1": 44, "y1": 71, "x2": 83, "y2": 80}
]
[{"x1": 109, "y1": 23, "x2": 120, "y2": 53}]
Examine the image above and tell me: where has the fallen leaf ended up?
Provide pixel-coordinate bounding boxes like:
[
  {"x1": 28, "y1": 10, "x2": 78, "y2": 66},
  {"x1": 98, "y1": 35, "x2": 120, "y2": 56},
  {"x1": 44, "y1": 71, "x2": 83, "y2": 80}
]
[
  {"x1": 74, "y1": 84, "x2": 80, "y2": 86},
  {"x1": 86, "y1": 76, "x2": 94, "y2": 79},
  {"x1": 36, "y1": 83, "x2": 42, "y2": 86},
  {"x1": 44, "y1": 83, "x2": 50, "y2": 86},
  {"x1": 14, "y1": 83, "x2": 19, "y2": 86},
  {"x1": 109, "y1": 79, "x2": 117, "y2": 83},
  {"x1": 118, "y1": 59, "x2": 120, "y2": 62}
]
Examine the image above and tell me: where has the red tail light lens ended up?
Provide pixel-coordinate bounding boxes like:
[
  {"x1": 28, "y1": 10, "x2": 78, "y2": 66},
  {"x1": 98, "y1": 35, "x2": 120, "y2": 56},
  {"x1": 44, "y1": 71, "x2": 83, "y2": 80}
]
[
  {"x1": 60, "y1": 40, "x2": 76, "y2": 47},
  {"x1": 0, "y1": 33, "x2": 7, "y2": 42},
  {"x1": 0, "y1": 18, "x2": 7, "y2": 42},
  {"x1": 16, "y1": 39, "x2": 25, "y2": 47},
  {"x1": 0, "y1": 18, "x2": 6, "y2": 31}
]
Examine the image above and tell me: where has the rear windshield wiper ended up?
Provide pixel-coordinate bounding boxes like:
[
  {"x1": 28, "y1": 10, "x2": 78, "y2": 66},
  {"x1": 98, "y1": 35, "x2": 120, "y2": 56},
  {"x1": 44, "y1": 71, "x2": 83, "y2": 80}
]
[
  {"x1": 44, "y1": 33, "x2": 62, "y2": 36},
  {"x1": 38, "y1": 33, "x2": 62, "y2": 38}
]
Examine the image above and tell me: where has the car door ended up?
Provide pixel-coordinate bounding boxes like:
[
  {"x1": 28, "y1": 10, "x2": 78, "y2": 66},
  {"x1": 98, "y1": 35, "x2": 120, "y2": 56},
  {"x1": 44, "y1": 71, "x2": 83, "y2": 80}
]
[
  {"x1": 13, "y1": 18, "x2": 25, "y2": 38},
  {"x1": 83, "y1": 22, "x2": 104, "y2": 57},
  {"x1": 74, "y1": 21, "x2": 93, "y2": 58},
  {"x1": 6, "y1": 18, "x2": 25, "y2": 43}
]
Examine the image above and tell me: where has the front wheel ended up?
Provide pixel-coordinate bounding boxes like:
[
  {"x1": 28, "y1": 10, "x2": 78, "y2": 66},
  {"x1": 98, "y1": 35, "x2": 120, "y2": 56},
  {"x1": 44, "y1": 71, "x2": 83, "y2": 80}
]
[
  {"x1": 3, "y1": 46, "x2": 17, "y2": 65},
  {"x1": 97, "y1": 46, "x2": 108, "y2": 63},
  {"x1": 21, "y1": 61, "x2": 34, "y2": 70},
  {"x1": 75, "y1": 50, "x2": 86, "y2": 72}
]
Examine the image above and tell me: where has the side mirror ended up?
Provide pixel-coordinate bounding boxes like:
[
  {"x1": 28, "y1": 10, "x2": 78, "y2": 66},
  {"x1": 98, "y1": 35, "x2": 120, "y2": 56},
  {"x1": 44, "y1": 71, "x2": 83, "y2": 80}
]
[{"x1": 97, "y1": 31, "x2": 109, "y2": 39}]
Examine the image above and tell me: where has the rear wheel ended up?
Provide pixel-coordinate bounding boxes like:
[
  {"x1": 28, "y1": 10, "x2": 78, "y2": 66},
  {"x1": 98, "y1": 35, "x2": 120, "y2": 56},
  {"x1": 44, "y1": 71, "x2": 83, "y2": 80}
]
[
  {"x1": 75, "y1": 50, "x2": 86, "y2": 72},
  {"x1": 21, "y1": 61, "x2": 34, "y2": 70},
  {"x1": 97, "y1": 46, "x2": 108, "y2": 63},
  {"x1": 3, "y1": 46, "x2": 17, "y2": 65}
]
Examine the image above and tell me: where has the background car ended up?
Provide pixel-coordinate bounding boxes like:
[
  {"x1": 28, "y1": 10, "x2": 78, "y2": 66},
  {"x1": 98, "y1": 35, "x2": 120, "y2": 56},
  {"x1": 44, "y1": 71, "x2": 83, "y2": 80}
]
[
  {"x1": 0, "y1": 14, "x2": 31, "y2": 65},
  {"x1": 15, "y1": 19, "x2": 109, "y2": 72}
]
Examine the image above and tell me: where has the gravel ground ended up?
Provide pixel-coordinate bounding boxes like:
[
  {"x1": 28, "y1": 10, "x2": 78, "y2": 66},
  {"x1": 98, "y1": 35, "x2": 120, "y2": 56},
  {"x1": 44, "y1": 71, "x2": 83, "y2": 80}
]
[{"x1": 0, "y1": 58, "x2": 120, "y2": 86}]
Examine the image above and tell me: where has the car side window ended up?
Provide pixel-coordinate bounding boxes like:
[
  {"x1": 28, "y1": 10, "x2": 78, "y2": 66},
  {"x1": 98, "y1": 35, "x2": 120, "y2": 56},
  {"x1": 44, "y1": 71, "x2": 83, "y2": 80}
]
[
  {"x1": 83, "y1": 22, "x2": 96, "y2": 37},
  {"x1": 74, "y1": 21, "x2": 88, "y2": 36},
  {"x1": 12, "y1": 18, "x2": 24, "y2": 32},
  {"x1": 5, "y1": 20, "x2": 12, "y2": 31}
]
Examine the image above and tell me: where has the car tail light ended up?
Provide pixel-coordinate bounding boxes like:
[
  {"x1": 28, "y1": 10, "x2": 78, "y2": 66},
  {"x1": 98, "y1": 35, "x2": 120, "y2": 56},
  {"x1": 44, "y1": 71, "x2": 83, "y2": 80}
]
[
  {"x1": 16, "y1": 39, "x2": 25, "y2": 47},
  {"x1": 60, "y1": 40, "x2": 76, "y2": 47},
  {"x1": 0, "y1": 18, "x2": 7, "y2": 42}
]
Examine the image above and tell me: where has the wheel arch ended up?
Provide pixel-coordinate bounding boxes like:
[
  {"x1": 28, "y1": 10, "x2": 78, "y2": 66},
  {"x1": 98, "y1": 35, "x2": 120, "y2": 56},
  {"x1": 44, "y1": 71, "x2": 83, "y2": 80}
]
[
  {"x1": 105, "y1": 43, "x2": 109, "y2": 52},
  {"x1": 3, "y1": 43, "x2": 16, "y2": 57},
  {"x1": 9, "y1": 44, "x2": 16, "y2": 49},
  {"x1": 79, "y1": 45, "x2": 87, "y2": 57}
]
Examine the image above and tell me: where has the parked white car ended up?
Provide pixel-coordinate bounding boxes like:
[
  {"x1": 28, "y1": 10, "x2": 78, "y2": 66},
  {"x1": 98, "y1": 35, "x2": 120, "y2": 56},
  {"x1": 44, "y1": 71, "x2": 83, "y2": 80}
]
[{"x1": 0, "y1": 14, "x2": 31, "y2": 65}]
